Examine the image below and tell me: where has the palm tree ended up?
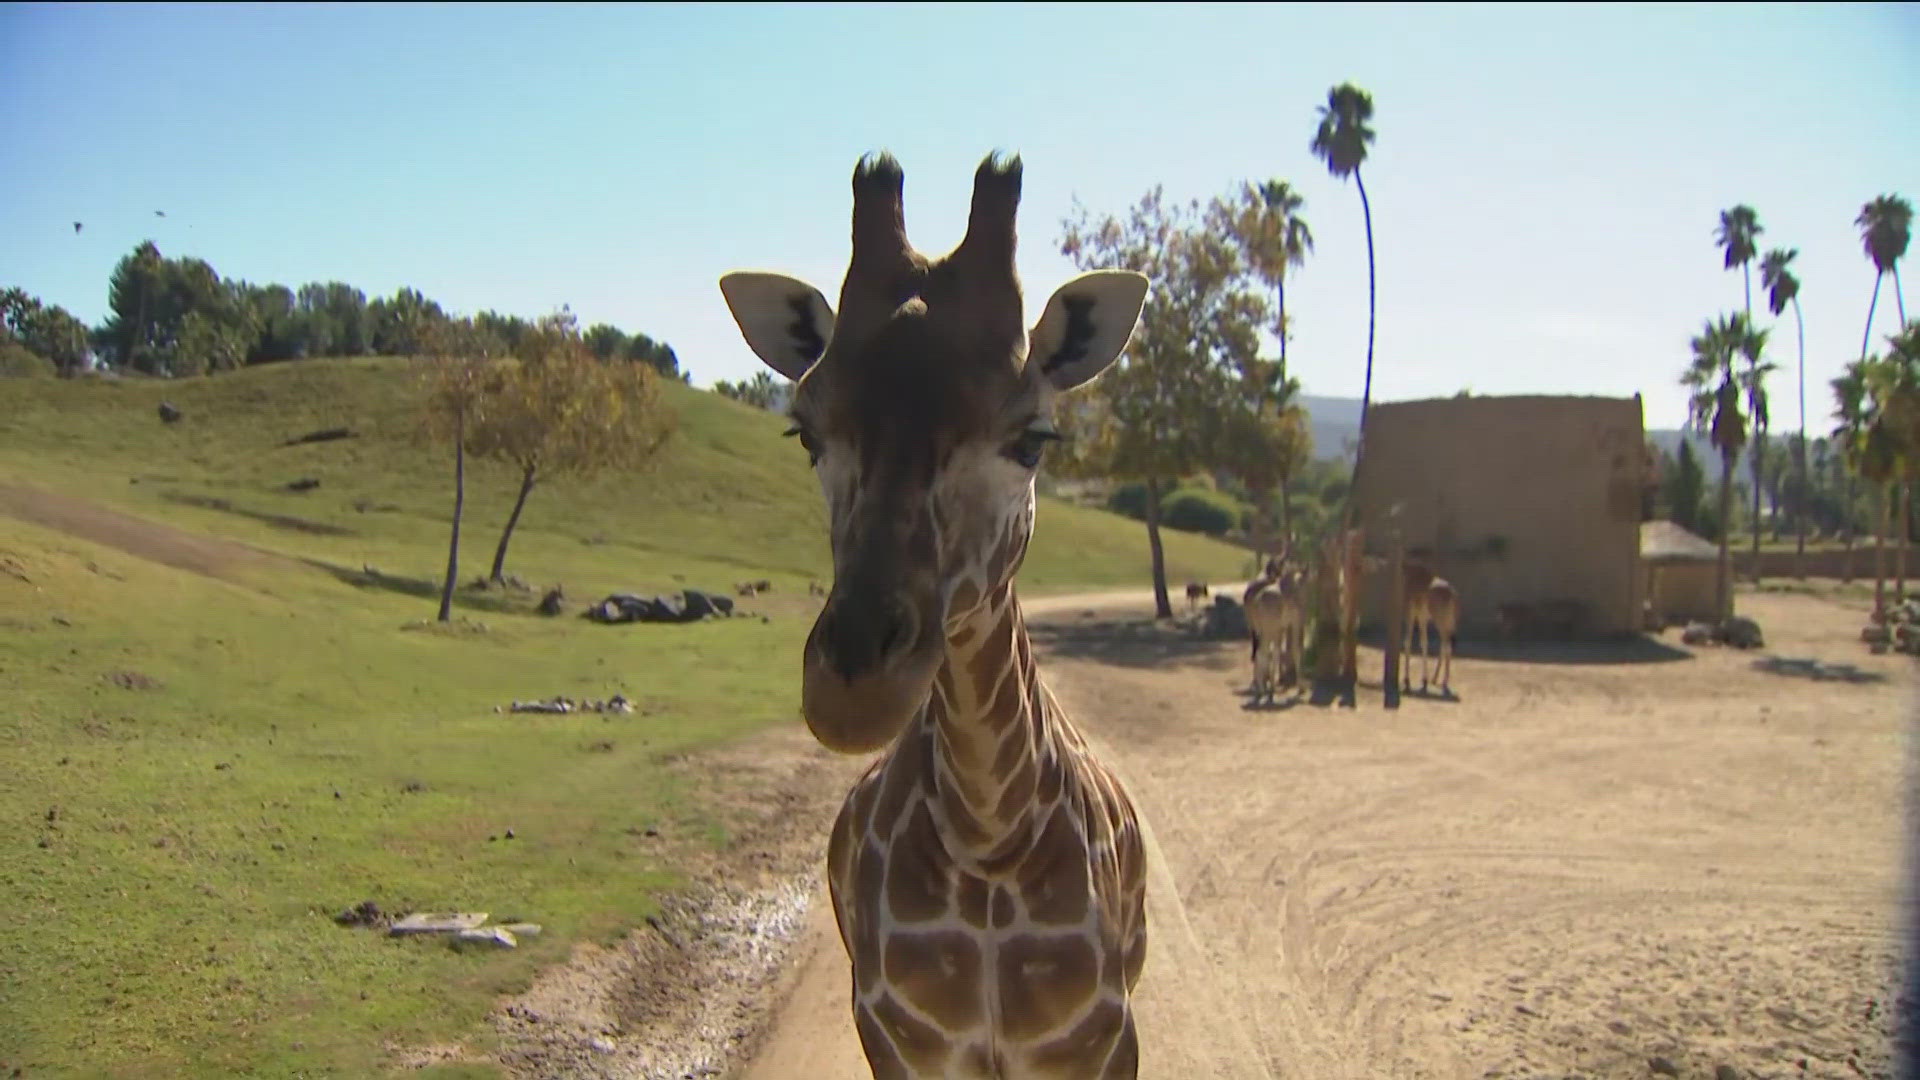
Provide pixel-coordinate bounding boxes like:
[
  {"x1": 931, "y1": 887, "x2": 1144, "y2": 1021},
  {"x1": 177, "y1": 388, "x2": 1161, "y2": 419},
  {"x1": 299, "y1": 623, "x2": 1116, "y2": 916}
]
[
  {"x1": 1759, "y1": 247, "x2": 1807, "y2": 576},
  {"x1": 1869, "y1": 322, "x2": 1920, "y2": 605},
  {"x1": 1683, "y1": 313, "x2": 1762, "y2": 618},
  {"x1": 1255, "y1": 180, "x2": 1314, "y2": 380},
  {"x1": 1738, "y1": 340, "x2": 1778, "y2": 582},
  {"x1": 1716, "y1": 206, "x2": 1765, "y2": 316},
  {"x1": 1832, "y1": 363, "x2": 1871, "y2": 577},
  {"x1": 1715, "y1": 207, "x2": 1765, "y2": 577},
  {"x1": 1226, "y1": 179, "x2": 1314, "y2": 544},
  {"x1": 1856, "y1": 194, "x2": 1913, "y2": 358},
  {"x1": 1310, "y1": 82, "x2": 1378, "y2": 517}
]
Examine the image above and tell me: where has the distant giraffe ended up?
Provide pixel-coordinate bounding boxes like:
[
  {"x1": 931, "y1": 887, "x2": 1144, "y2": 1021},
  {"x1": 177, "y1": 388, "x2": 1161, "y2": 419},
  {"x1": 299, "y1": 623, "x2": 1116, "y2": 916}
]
[{"x1": 1401, "y1": 558, "x2": 1460, "y2": 695}]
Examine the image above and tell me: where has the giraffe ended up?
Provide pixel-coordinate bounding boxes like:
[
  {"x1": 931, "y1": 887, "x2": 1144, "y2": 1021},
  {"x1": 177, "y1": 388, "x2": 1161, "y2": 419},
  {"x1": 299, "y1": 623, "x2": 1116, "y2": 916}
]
[
  {"x1": 1400, "y1": 558, "x2": 1460, "y2": 695},
  {"x1": 1245, "y1": 561, "x2": 1305, "y2": 703},
  {"x1": 718, "y1": 152, "x2": 1154, "y2": 1079}
]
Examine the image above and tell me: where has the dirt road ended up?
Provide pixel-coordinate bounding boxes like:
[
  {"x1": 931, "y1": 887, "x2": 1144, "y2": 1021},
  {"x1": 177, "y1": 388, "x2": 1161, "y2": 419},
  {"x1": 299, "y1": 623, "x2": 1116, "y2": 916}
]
[{"x1": 737, "y1": 589, "x2": 1912, "y2": 1079}]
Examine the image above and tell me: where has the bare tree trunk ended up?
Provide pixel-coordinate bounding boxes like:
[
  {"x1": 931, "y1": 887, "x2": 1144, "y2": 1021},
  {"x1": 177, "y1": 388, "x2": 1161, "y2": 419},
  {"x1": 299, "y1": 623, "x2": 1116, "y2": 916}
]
[
  {"x1": 1861, "y1": 273, "x2": 1883, "y2": 362},
  {"x1": 1144, "y1": 476, "x2": 1173, "y2": 620},
  {"x1": 437, "y1": 414, "x2": 466, "y2": 623},
  {"x1": 1842, "y1": 471, "x2": 1856, "y2": 583},
  {"x1": 1898, "y1": 479, "x2": 1909, "y2": 604},
  {"x1": 1873, "y1": 482, "x2": 1887, "y2": 621},
  {"x1": 1345, "y1": 166, "x2": 1378, "y2": 536},
  {"x1": 1276, "y1": 478, "x2": 1294, "y2": 548},
  {"x1": 1717, "y1": 454, "x2": 1735, "y2": 619},
  {"x1": 489, "y1": 465, "x2": 538, "y2": 584},
  {"x1": 1794, "y1": 296, "x2": 1808, "y2": 580},
  {"x1": 1750, "y1": 433, "x2": 1765, "y2": 584}
]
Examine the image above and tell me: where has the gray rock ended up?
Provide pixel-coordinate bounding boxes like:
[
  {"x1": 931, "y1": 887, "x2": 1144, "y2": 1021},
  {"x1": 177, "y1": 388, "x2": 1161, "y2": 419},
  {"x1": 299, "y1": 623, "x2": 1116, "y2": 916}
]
[
  {"x1": 1648, "y1": 1056, "x2": 1679, "y2": 1076},
  {"x1": 537, "y1": 587, "x2": 565, "y2": 617},
  {"x1": 1719, "y1": 615, "x2": 1764, "y2": 650},
  {"x1": 451, "y1": 926, "x2": 517, "y2": 950},
  {"x1": 388, "y1": 911, "x2": 488, "y2": 936},
  {"x1": 1681, "y1": 621, "x2": 1715, "y2": 646},
  {"x1": 1202, "y1": 596, "x2": 1250, "y2": 639},
  {"x1": 1713, "y1": 1066, "x2": 1741, "y2": 1080},
  {"x1": 158, "y1": 401, "x2": 182, "y2": 424},
  {"x1": 499, "y1": 922, "x2": 543, "y2": 938}
]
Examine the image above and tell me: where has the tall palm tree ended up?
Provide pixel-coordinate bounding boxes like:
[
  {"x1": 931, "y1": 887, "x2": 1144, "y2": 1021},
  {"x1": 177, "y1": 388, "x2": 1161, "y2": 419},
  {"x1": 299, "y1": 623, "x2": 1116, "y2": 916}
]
[
  {"x1": 1229, "y1": 179, "x2": 1314, "y2": 545},
  {"x1": 1740, "y1": 346, "x2": 1780, "y2": 580},
  {"x1": 1310, "y1": 82, "x2": 1378, "y2": 517},
  {"x1": 1683, "y1": 313, "x2": 1762, "y2": 618},
  {"x1": 1715, "y1": 205, "x2": 1765, "y2": 316},
  {"x1": 1856, "y1": 194, "x2": 1913, "y2": 358},
  {"x1": 1715, "y1": 206, "x2": 1764, "y2": 574},
  {"x1": 1759, "y1": 247, "x2": 1807, "y2": 576},
  {"x1": 1255, "y1": 180, "x2": 1314, "y2": 380},
  {"x1": 1832, "y1": 362, "x2": 1873, "y2": 596}
]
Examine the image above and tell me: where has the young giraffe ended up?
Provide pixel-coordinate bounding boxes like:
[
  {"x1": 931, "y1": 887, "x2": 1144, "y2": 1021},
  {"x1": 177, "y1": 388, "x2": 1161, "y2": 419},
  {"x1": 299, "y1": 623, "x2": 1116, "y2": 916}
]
[
  {"x1": 719, "y1": 153, "x2": 1154, "y2": 1078},
  {"x1": 1400, "y1": 560, "x2": 1460, "y2": 695},
  {"x1": 1245, "y1": 561, "x2": 1305, "y2": 703}
]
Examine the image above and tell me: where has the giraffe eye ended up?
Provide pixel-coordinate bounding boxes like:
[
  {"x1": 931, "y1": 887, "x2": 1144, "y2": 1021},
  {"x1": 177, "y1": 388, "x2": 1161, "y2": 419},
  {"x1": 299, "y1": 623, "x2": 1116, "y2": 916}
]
[
  {"x1": 1006, "y1": 429, "x2": 1060, "y2": 470},
  {"x1": 783, "y1": 424, "x2": 821, "y2": 467}
]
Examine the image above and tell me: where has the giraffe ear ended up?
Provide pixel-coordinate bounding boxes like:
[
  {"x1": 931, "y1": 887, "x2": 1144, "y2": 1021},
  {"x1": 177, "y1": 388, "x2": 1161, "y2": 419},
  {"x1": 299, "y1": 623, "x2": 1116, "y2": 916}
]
[
  {"x1": 1027, "y1": 270, "x2": 1150, "y2": 392},
  {"x1": 719, "y1": 271, "x2": 836, "y2": 381}
]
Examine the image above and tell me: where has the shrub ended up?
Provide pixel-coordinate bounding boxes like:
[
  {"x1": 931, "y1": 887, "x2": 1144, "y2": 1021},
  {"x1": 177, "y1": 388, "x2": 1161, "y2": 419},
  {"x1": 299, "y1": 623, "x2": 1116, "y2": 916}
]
[
  {"x1": 0, "y1": 340, "x2": 55, "y2": 378},
  {"x1": 1161, "y1": 487, "x2": 1241, "y2": 536}
]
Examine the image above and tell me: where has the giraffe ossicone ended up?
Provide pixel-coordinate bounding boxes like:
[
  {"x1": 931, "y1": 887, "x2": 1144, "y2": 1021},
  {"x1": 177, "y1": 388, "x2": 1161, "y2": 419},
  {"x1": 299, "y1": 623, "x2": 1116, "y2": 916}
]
[{"x1": 719, "y1": 152, "x2": 1154, "y2": 1078}]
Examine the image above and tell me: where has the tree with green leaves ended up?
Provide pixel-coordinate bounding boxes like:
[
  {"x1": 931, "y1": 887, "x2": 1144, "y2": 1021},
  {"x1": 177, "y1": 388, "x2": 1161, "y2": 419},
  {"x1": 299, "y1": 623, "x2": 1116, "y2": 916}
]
[
  {"x1": 1759, "y1": 246, "x2": 1807, "y2": 575},
  {"x1": 714, "y1": 370, "x2": 787, "y2": 411},
  {"x1": 1856, "y1": 194, "x2": 1912, "y2": 357},
  {"x1": 1310, "y1": 83, "x2": 1378, "y2": 514},
  {"x1": 1664, "y1": 437, "x2": 1707, "y2": 536},
  {"x1": 1832, "y1": 360, "x2": 1872, "y2": 567},
  {"x1": 469, "y1": 310, "x2": 678, "y2": 585},
  {"x1": 1059, "y1": 185, "x2": 1273, "y2": 618},
  {"x1": 1683, "y1": 312, "x2": 1764, "y2": 617}
]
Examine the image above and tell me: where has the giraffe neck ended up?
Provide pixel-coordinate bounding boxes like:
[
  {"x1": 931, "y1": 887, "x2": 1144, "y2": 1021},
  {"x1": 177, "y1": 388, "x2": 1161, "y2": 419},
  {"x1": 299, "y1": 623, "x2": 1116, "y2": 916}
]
[{"x1": 920, "y1": 582, "x2": 1056, "y2": 870}]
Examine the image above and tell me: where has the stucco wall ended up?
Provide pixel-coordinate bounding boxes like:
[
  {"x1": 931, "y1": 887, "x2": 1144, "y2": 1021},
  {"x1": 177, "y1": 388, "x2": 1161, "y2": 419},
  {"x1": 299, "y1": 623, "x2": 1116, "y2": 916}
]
[
  {"x1": 1646, "y1": 563, "x2": 1719, "y2": 625},
  {"x1": 1351, "y1": 395, "x2": 1646, "y2": 636}
]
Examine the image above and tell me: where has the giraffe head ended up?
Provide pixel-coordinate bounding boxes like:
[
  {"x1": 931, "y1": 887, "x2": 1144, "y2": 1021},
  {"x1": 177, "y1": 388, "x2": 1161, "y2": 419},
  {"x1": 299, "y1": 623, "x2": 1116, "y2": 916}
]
[{"x1": 719, "y1": 152, "x2": 1147, "y2": 755}]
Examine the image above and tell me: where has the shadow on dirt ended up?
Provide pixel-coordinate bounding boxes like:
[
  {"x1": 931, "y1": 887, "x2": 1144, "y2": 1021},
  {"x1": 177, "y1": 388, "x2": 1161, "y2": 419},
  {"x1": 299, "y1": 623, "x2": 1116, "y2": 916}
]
[
  {"x1": 1028, "y1": 616, "x2": 1236, "y2": 671},
  {"x1": 1354, "y1": 624, "x2": 1694, "y2": 666},
  {"x1": 1750, "y1": 655, "x2": 1887, "y2": 685}
]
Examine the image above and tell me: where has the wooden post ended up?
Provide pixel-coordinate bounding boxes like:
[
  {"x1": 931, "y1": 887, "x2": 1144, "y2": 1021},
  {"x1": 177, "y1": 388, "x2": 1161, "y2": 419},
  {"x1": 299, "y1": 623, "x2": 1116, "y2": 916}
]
[{"x1": 1385, "y1": 528, "x2": 1404, "y2": 709}]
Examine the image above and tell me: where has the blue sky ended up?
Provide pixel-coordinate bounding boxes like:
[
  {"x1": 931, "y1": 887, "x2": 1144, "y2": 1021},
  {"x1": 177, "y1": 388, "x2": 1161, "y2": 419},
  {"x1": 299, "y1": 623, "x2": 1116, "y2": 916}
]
[{"x1": 3, "y1": 2, "x2": 1916, "y2": 433}]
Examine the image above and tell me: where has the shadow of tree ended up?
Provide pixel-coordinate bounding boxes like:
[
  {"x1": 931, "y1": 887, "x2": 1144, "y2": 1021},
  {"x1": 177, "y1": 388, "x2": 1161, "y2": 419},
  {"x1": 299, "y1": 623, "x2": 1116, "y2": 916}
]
[
  {"x1": 300, "y1": 557, "x2": 528, "y2": 616},
  {"x1": 1749, "y1": 656, "x2": 1888, "y2": 685},
  {"x1": 163, "y1": 491, "x2": 357, "y2": 537}
]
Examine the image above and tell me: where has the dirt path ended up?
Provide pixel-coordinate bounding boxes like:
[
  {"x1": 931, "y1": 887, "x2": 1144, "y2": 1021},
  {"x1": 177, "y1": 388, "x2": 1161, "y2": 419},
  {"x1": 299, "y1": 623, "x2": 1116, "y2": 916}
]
[
  {"x1": 0, "y1": 479, "x2": 298, "y2": 582},
  {"x1": 736, "y1": 589, "x2": 1912, "y2": 1079}
]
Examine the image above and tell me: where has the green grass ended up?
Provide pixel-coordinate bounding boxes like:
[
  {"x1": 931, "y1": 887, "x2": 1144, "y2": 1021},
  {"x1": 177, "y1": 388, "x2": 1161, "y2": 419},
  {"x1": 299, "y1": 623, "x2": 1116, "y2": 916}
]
[{"x1": 0, "y1": 357, "x2": 1251, "y2": 1078}]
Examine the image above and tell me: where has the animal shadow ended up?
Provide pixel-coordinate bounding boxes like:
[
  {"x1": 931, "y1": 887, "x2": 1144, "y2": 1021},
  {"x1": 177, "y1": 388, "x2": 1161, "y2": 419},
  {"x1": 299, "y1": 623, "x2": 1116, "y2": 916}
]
[{"x1": 1750, "y1": 655, "x2": 1886, "y2": 684}]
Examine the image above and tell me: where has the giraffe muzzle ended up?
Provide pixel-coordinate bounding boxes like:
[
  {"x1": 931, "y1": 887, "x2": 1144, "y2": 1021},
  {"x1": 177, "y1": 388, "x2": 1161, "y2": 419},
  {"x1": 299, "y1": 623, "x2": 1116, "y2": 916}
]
[{"x1": 801, "y1": 588, "x2": 944, "y2": 754}]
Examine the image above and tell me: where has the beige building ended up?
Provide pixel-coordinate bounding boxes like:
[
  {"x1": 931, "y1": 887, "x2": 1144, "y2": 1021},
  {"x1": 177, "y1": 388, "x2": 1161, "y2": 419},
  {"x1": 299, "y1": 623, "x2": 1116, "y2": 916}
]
[
  {"x1": 1640, "y1": 519, "x2": 1721, "y2": 626},
  {"x1": 1349, "y1": 394, "x2": 1647, "y2": 637}
]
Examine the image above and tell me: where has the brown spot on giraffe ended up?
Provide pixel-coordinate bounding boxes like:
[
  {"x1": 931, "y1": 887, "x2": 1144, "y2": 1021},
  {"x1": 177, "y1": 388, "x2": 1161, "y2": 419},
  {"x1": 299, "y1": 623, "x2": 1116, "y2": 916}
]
[{"x1": 718, "y1": 152, "x2": 1153, "y2": 1077}]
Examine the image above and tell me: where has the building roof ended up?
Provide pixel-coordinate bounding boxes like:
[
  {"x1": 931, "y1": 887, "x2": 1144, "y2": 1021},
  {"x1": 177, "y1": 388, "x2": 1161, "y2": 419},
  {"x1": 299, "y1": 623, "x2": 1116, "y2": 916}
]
[{"x1": 1641, "y1": 519, "x2": 1718, "y2": 563}]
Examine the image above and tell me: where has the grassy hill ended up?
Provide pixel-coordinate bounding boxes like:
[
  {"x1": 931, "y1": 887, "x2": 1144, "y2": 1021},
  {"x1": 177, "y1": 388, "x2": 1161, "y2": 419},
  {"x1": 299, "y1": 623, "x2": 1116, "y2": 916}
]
[{"x1": 0, "y1": 357, "x2": 1251, "y2": 1079}]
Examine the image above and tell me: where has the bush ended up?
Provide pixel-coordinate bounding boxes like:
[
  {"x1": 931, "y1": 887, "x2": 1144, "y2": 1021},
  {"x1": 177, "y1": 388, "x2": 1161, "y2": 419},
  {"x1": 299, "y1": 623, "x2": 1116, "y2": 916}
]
[
  {"x1": 0, "y1": 339, "x2": 56, "y2": 378},
  {"x1": 1161, "y1": 487, "x2": 1241, "y2": 536},
  {"x1": 1106, "y1": 481, "x2": 1150, "y2": 521}
]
